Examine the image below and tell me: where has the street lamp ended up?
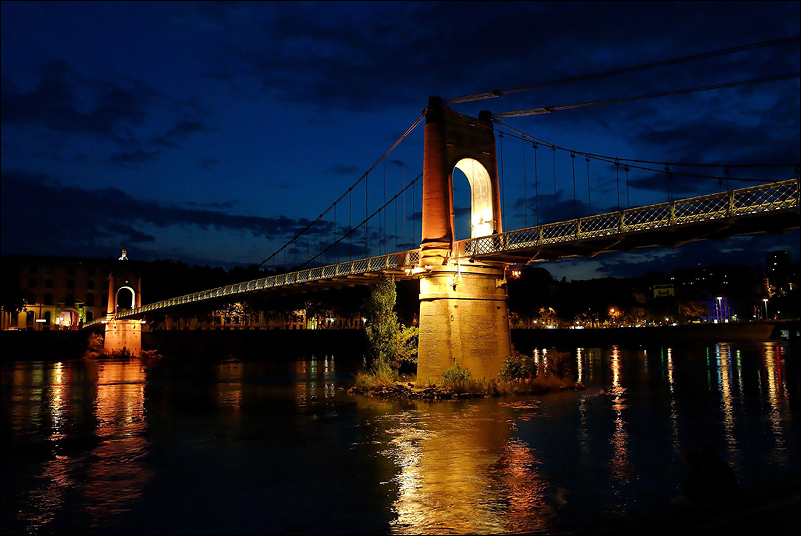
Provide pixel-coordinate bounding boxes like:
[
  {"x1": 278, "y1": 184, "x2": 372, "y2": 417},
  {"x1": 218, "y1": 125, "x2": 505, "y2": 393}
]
[{"x1": 763, "y1": 298, "x2": 769, "y2": 320}]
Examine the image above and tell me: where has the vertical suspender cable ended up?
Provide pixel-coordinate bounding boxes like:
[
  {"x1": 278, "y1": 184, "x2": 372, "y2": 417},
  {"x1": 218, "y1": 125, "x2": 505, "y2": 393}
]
[
  {"x1": 625, "y1": 165, "x2": 630, "y2": 208},
  {"x1": 383, "y1": 159, "x2": 387, "y2": 254},
  {"x1": 412, "y1": 178, "x2": 416, "y2": 246},
  {"x1": 552, "y1": 146, "x2": 557, "y2": 215},
  {"x1": 586, "y1": 155, "x2": 592, "y2": 215},
  {"x1": 571, "y1": 151, "x2": 577, "y2": 219},
  {"x1": 522, "y1": 138, "x2": 528, "y2": 228},
  {"x1": 402, "y1": 143, "x2": 407, "y2": 248},
  {"x1": 334, "y1": 203, "x2": 338, "y2": 263},
  {"x1": 615, "y1": 158, "x2": 621, "y2": 209},
  {"x1": 365, "y1": 172, "x2": 368, "y2": 256},
  {"x1": 349, "y1": 191, "x2": 352, "y2": 259},
  {"x1": 499, "y1": 132, "x2": 505, "y2": 227},
  {"x1": 665, "y1": 164, "x2": 672, "y2": 202},
  {"x1": 533, "y1": 143, "x2": 539, "y2": 225}
]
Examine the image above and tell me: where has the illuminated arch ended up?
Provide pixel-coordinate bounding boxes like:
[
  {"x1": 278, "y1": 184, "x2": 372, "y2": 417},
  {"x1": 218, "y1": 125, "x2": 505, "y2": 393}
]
[
  {"x1": 454, "y1": 157, "x2": 495, "y2": 238},
  {"x1": 115, "y1": 285, "x2": 136, "y2": 312}
]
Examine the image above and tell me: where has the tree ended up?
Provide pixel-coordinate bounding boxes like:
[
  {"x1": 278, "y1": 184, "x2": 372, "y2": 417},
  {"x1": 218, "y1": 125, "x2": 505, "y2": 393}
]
[
  {"x1": 364, "y1": 275, "x2": 418, "y2": 373},
  {"x1": 1, "y1": 258, "x2": 26, "y2": 315}
]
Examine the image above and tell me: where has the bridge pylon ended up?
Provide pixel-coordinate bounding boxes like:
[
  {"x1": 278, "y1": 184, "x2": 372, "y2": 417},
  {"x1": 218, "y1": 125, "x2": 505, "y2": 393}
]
[
  {"x1": 103, "y1": 250, "x2": 143, "y2": 356},
  {"x1": 416, "y1": 97, "x2": 512, "y2": 384}
]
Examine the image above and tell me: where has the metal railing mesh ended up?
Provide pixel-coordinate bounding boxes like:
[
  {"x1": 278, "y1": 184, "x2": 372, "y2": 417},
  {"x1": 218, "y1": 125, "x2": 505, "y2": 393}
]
[
  {"x1": 103, "y1": 249, "x2": 420, "y2": 322},
  {"x1": 462, "y1": 178, "x2": 798, "y2": 256}
]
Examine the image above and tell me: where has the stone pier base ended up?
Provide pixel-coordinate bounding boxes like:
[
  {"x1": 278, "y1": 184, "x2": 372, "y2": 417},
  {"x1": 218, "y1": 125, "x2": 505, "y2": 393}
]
[
  {"x1": 104, "y1": 318, "x2": 142, "y2": 356},
  {"x1": 416, "y1": 262, "x2": 512, "y2": 385}
]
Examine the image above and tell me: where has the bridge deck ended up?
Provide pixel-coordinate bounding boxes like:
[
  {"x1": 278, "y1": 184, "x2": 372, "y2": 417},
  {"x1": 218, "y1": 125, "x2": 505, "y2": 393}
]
[
  {"x1": 458, "y1": 178, "x2": 799, "y2": 263},
  {"x1": 92, "y1": 178, "x2": 798, "y2": 325}
]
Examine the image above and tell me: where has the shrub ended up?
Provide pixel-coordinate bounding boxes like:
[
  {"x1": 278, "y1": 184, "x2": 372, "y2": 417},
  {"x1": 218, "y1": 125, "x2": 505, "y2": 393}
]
[{"x1": 84, "y1": 333, "x2": 105, "y2": 359}]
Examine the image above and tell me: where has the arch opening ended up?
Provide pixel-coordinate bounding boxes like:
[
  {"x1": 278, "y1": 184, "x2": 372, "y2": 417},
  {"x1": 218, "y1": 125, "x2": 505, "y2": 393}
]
[
  {"x1": 115, "y1": 286, "x2": 136, "y2": 312},
  {"x1": 453, "y1": 158, "x2": 495, "y2": 239}
]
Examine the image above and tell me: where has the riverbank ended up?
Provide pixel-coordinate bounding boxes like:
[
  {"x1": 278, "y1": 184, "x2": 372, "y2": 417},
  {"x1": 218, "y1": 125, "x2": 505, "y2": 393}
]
[{"x1": 2, "y1": 320, "x2": 797, "y2": 362}]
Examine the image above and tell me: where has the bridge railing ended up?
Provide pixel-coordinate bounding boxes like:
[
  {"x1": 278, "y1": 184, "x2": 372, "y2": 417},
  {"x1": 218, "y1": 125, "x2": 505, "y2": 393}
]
[
  {"x1": 462, "y1": 178, "x2": 799, "y2": 256},
  {"x1": 110, "y1": 249, "x2": 420, "y2": 320}
]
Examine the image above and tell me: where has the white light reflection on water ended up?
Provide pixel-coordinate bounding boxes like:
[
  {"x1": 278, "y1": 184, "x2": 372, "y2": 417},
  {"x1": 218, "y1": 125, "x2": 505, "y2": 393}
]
[
  {"x1": 716, "y1": 343, "x2": 738, "y2": 454},
  {"x1": 763, "y1": 343, "x2": 790, "y2": 465}
]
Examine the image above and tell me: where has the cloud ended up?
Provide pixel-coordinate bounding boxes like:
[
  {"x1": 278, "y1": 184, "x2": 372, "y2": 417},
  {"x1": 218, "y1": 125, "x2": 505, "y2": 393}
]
[
  {"x1": 107, "y1": 149, "x2": 161, "y2": 166},
  {"x1": 0, "y1": 169, "x2": 333, "y2": 260},
  {"x1": 326, "y1": 164, "x2": 362, "y2": 176},
  {"x1": 2, "y1": 60, "x2": 211, "y2": 163}
]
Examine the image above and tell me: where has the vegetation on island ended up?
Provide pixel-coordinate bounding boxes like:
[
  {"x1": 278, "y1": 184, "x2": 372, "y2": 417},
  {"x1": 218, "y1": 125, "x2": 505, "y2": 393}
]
[
  {"x1": 351, "y1": 275, "x2": 582, "y2": 399},
  {"x1": 83, "y1": 332, "x2": 162, "y2": 360}
]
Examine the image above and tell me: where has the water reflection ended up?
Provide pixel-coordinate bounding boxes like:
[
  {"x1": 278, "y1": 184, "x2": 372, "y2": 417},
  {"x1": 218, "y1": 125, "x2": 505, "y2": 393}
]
[
  {"x1": 82, "y1": 360, "x2": 151, "y2": 524},
  {"x1": 607, "y1": 346, "x2": 631, "y2": 492},
  {"x1": 666, "y1": 348, "x2": 681, "y2": 456},
  {"x1": 2, "y1": 340, "x2": 799, "y2": 535},
  {"x1": 217, "y1": 361, "x2": 244, "y2": 410},
  {"x1": 366, "y1": 399, "x2": 555, "y2": 535},
  {"x1": 4, "y1": 359, "x2": 151, "y2": 532},
  {"x1": 715, "y1": 344, "x2": 738, "y2": 453},
  {"x1": 762, "y1": 343, "x2": 791, "y2": 465}
]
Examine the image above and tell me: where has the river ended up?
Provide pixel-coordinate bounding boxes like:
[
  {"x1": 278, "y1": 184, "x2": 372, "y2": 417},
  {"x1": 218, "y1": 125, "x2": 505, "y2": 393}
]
[{"x1": 2, "y1": 338, "x2": 798, "y2": 534}]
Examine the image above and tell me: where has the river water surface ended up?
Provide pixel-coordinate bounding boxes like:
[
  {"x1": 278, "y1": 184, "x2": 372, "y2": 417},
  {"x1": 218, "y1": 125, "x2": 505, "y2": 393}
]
[{"x1": 2, "y1": 339, "x2": 799, "y2": 534}]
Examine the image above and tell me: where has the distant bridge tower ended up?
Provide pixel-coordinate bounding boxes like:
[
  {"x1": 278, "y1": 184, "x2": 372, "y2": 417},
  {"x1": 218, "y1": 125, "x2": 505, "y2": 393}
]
[
  {"x1": 416, "y1": 96, "x2": 511, "y2": 384},
  {"x1": 103, "y1": 249, "x2": 142, "y2": 356}
]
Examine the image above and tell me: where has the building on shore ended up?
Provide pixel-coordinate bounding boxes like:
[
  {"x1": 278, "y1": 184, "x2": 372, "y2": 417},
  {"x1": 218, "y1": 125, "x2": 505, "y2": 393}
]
[{"x1": 1, "y1": 255, "x2": 116, "y2": 331}]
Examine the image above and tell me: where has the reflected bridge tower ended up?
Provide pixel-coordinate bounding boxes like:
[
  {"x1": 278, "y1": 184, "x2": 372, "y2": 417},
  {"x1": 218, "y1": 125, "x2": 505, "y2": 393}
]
[
  {"x1": 103, "y1": 250, "x2": 142, "y2": 356},
  {"x1": 416, "y1": 96, "x2": 511, "y2": 384}
]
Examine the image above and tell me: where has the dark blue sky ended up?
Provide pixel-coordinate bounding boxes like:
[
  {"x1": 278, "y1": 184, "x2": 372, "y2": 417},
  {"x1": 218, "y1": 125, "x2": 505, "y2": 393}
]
[{"x1": 2, "y1": 1, "x2": 799, "y2": 281}]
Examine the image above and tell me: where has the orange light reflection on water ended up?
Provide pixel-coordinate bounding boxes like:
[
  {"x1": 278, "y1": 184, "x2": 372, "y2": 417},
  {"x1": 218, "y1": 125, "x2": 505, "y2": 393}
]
[
  {"x1": 81, "y1": 359, "x2": 151, "y2": 523},
  {"x1": 608, "y1": 346, "x2": 631, "y2": 489},
  {"x1": 375, "y1": 401, "x2": 553, "y2": 535}
]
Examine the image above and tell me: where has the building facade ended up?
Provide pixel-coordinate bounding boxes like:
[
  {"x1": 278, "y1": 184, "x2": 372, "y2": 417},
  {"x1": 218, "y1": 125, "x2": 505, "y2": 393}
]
[{"x1": 2, "y1": 255, "x2": 116, "y2": 331}]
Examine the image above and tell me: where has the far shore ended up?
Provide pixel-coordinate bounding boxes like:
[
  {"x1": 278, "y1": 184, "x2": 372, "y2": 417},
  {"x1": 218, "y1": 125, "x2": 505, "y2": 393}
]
[{"x1": 1, "y1": 319, "x2": 798, "y2": 362}]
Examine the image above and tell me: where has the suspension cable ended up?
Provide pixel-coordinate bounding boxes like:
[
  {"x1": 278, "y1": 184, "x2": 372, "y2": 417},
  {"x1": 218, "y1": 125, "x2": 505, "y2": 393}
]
[
  {"x1": 444, "y1": 35, "x2": 799, "y2": 104},
  {"x1": 257, "y1": 111, "x2": 425, "y2": 267},
  {"x1": 492, "y1": 119, "x2": 798, "y2": 182},
  {"x1": 299, "y1": 173, "x2": 423, "y2": 268},
  {"x1": 491, "y1": 73, "x2": 800, "y2": 118}
]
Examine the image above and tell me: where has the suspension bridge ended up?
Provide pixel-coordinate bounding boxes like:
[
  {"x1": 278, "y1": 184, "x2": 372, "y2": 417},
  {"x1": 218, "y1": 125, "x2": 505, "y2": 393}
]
[{"x1": 88, "y1": 36, "x2": 800, "y2": 383}]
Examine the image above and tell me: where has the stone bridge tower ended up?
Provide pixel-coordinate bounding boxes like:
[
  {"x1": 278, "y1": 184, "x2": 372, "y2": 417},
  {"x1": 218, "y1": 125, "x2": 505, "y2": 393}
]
[
  {"x1": 103, "y1": 249, "x2": 142, "y2": 356},
  {"x1": 416, "y1": 96, "x2": 512, "y2": 384}
]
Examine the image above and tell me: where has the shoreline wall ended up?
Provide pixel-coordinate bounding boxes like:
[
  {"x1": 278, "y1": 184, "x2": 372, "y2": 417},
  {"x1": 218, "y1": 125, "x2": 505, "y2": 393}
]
[{"x1": 2, "y1": 320, "x2": 797, "y2": 361}]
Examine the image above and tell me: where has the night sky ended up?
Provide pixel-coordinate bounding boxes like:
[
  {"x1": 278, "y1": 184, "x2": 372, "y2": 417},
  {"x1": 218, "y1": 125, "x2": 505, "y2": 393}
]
[{"x1": 2, "y1": 1, "x2": 799, "y2": 282}]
